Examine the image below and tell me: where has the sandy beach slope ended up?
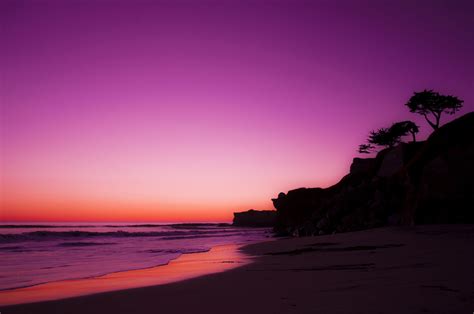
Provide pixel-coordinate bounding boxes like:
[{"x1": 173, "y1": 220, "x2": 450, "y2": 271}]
[{"x1": 2, "y1": 225, "x2": 473, "y2": 314}]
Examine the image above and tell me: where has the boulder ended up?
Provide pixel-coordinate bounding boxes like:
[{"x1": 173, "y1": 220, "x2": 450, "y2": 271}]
[
  {"x1": 272, "y1": 188, "x2": 327, "y2": 235},
  {"x1": 377, "y1": 144, "x2": 406, "y2": 177},
  {"x1": 350, "y1": 157, "x2": 375, "y2": 175}
]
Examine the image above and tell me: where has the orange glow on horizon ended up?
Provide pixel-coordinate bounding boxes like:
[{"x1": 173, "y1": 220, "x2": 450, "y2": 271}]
[{"x1": 0, "y1": 198, "x2": 274, "y2": 223}]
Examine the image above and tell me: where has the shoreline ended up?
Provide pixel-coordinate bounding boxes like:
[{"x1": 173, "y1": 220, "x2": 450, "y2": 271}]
[
  {"x1": 0, "y1": 247, "x2": 218, "y2": 293},
  {"x1": 2, "y1": 225, "x2": 474, "y2": 314},
  {"x1": 0, "y1": 242, "x2": 256, "y2": 306}
]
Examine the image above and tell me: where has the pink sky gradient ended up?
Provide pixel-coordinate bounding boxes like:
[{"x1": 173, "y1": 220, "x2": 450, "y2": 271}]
[{"x1": 1, "y1": 1, "x2": 473, "y2": 222}]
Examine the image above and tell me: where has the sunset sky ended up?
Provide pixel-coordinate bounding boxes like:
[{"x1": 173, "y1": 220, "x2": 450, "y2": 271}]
[{"x1": 1, "y1": 0, "x2": 473, "y2": 222}]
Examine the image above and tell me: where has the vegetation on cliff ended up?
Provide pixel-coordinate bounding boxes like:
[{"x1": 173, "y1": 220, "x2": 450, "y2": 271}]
[{"x1": 273, "y1": 90, "x2": 470, "y2": 236}]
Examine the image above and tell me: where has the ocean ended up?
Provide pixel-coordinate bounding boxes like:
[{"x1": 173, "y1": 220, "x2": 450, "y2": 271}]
[{"x1": 0, "y1": 223, "x2": 273, "y2": 291}]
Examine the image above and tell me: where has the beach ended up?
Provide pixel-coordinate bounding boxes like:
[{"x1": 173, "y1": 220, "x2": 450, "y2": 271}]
[
  {"x1": 2, "y1": 224, "x2": 473, "y2": 314},
  {"x1": 0, "y1": 223, "x2": 270, "y2": 291}
]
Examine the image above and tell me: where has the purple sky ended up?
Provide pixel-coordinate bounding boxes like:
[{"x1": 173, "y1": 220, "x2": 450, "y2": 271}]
[{"x1": 1, "y1": 0, "x2": 473, "y2": 221}]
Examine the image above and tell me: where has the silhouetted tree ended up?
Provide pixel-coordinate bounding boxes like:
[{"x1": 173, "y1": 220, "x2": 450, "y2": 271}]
[
  {"x1": 358, "y1": 144, "x2": 375, "y2": 154},
  {"x1": 389, "y1": 120, "x2": 419, "y2": 142},
  {"x1": 405, "y1": 89, "x2": 463, "y2": 130},
  {"x1": 368, "y1": 128, "x2": 401, "y2": 148}
]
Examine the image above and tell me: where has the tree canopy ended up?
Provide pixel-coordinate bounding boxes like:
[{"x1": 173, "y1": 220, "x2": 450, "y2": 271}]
[
  {"x1": 405, "y1": 89, "x2": 463, "y2": 130},
  {"x1": 389, "y1": 120, "x2": 419, "y2": 142},
  {"x1": 363, "y1": 120, "x2": 419, "y2": 151},
  {"x1": 358, "y1": 144, "x2": 375, "y2": 154},
  {"x1": 368, "y1": 128, "x2": 401, "y2": 148},
  {"x1": 358, "y1": 89, "x2": 463, "y2": 155}
]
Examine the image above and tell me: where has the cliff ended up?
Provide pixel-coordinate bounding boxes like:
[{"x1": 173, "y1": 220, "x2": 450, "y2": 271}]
[
  {"x1": 273, "y1": 112, "x2": 474, "y2": 236},
  {"x1": 233, "y1": 209, "x2": 277, "y2": 227}
]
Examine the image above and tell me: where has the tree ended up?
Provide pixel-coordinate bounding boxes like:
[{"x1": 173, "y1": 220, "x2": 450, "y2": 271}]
[
  {"x1": 358, "y1": 144, "x2": 375, "y2": 154},
  {"x1": 368, "y1": 128, "x2": 401, "y2": 148},
  {"x1": 405, "y1": 89, "x2": 463, "y2": 130},
  {"x1": 360, "y1": 120, "x2": 419, "y2": 153},
  {"x1": 389, "y1": 120, "x2": 419, "y2": 142}
]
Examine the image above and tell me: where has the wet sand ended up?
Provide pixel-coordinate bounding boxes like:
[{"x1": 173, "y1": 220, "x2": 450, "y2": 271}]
[
  {"x1": 2, "y1": 225, "x2": 474, "y2": 314},
  {"x1": 0, "y1": 244, "x2": 251, "y2": 306}
]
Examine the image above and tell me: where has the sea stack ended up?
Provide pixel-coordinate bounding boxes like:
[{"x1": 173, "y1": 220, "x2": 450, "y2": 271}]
[{"x1": 232, "y1": 209, "x2": 277, "y2": 227}]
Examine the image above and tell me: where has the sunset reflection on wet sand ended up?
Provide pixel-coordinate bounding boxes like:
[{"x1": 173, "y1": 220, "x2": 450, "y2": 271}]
[{"x1": 0, "y1": 244, "x2": 250, "y2": 306}]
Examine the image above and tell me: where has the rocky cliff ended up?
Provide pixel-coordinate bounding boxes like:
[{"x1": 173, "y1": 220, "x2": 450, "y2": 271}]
[
  {"x1": 273, "y1": 112, "x2": 474, "y2": 236},
  {"x1": 233, "y1": 209, "x2": 277, "y2": 227}
]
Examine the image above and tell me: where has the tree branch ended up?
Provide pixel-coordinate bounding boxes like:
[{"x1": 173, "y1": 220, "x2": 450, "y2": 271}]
[{"x1": 423, "y1": 113, "x2": 437, "y2": 130}]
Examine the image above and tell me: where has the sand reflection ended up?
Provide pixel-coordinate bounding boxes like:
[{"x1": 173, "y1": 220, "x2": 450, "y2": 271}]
[{"x1": 0, "y1": 244, "x2": 250, "y2": 306}]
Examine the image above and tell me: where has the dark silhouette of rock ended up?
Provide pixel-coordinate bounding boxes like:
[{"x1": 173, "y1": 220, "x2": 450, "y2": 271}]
[
  {"x1": 350, "y1": 157, "x2": 375, "y2": 175},
  {"x1": 273, "y1": 112, "x2": 474, "y2": 236},
  {"x1": 272, "y1": 188, "x2": 328, "y2": 236},
  {"x1": 401, "y1": 111, "x2": 474, "y2": 224},
  {"x1": 232, "y1": 209, "x2": 276, "y2": 227},
  {"x1": 377, "y1": 143, "x2": 412, "y2": 177}
]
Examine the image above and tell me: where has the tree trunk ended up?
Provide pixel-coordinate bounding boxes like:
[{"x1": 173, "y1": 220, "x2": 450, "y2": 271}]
[
  {"x1": 435, "y1": 113, "x2": 441, "y2": 129},
  {"x1": 411, "y1": 131, "x2": 416, "y2": 142},
  {"x1": 424, "y1": 113, "x2": 437, "y2": 130}
]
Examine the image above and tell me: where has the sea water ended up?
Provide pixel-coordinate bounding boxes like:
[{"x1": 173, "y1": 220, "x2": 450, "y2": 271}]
[{"x1": 0, "y1": 223, "x2": 272, "y2": 290}]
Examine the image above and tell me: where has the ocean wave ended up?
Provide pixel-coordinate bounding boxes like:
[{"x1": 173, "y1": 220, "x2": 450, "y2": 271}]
[
  {"x1": 142, "y1": 248, "x2": 208, "y2": 254},
  {"x1": 0, "y1": 224, "x2": 96, "y2": 229},
  {"x1": 58, "y1": 242, "x2": 117, "y2": 247},
  {"x1": 168, "y1": 223, "x2": 231, "y2": 229},
  {"x1": 161, "y1": 232, "x2": 250, "y2": 241},
  {"x1": 0, "y1": 245, "x2": 24, "y2": 251},
  {"x1": 0, "y1": 245, "x2": 51, "y2": 253},
  {"x1": 0, "y1": 229, "x2": 241, "y2": 243},
  {"x1": 0, "y1": 223, "x2": 230, "y2": 229}
]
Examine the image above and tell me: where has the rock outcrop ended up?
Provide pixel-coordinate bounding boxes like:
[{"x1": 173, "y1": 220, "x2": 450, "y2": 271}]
[
  {"x1": 273, "y1": 112, "x2": 474, "y2": 236},
  {"x1": 403, "y1": 112, "x2": 474, "y2": 224},
  {"x1": 233, "y1": 209, "x2": 277, "y2": 227}
]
